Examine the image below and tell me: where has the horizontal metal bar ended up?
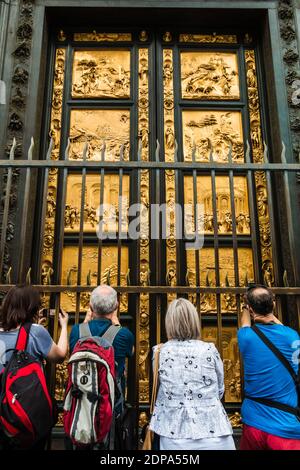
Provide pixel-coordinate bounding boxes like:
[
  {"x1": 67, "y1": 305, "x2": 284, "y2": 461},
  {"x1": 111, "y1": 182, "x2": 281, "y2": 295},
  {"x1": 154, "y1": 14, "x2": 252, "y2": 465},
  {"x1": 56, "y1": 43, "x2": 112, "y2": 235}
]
[
  {"x1": 0, "y1": 285, "x2": 299, "y2": 294},
  {"x1": 0, "y1": 160, "x2": 299, "y2": 171}
]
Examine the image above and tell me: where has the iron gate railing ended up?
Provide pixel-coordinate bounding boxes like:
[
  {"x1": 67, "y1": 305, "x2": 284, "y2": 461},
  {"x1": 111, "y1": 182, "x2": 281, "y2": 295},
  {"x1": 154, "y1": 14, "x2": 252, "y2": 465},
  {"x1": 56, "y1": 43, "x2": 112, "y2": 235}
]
[{"x1": 0, "y1": 137, "x2": 300, "y2": 445}]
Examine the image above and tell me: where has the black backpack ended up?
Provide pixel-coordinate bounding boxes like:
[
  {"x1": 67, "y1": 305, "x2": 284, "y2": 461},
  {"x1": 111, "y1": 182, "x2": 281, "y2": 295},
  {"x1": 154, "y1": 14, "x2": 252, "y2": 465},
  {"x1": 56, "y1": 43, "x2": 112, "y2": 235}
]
[
  {"x1": 245, "y1": 324, "x2": 300, "y2": 422},
  {"x1": 115, "y1": 404, "x2": 137, "y2": 450},
  {"x1": 0, "y1": 323, "x2": 57, "y2": 448}
]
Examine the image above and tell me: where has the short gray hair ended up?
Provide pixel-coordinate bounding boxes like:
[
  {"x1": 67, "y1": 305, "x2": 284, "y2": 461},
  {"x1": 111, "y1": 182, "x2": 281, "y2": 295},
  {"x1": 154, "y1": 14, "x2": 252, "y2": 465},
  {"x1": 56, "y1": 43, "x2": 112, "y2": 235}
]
[
  {"x1": 90, "y1": 285, "x2": 118, "y2": 316},
  {"x1": 165, "y1": 298, "x2": 200, "y2": 341}
]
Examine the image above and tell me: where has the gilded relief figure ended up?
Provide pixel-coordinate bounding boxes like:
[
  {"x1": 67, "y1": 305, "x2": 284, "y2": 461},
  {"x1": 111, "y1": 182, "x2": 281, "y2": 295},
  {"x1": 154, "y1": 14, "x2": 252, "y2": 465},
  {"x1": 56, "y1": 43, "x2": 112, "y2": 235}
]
[
  {"x1": 139, "y1": 340, "x2": 150, "y2": 381},
  {"x1": 165, "y1": 123, "x2": 175, "y2": 150},
  {"x1": 181, "y1": 52, "x2": 240, "y2": 100},
  {"x1": 72, "y1": 50, "x2": 130, "y2": 98},
  {"x1": 183, "y1": 111, "x2": 244, "y2": 162},
  {"x1": 257, "y1": 186, "x2": 268, "y2": 218},
  {"x1": 64, "y1": 205, "x2": 80, "y2": 229},
  {"x1": 47, "y1": 188, "x2": 56, "y2": 218},
  {"x1": 41, "y1": 262, "x2": 54, "y2": 285}
]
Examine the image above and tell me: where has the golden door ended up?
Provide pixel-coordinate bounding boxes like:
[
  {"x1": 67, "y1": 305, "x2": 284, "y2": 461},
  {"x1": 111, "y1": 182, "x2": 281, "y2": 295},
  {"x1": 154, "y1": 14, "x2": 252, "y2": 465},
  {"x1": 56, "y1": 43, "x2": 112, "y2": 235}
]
[{"x1": 40, "y1": 29, "x2": 273, "y2": 427}]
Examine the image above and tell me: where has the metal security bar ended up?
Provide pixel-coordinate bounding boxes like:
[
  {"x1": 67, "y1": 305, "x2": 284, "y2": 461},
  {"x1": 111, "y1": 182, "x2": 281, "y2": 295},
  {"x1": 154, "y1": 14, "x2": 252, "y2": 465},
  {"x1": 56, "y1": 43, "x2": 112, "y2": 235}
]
[{"x1": 0, "y1": 137, "x2": 300, "y2": 445}]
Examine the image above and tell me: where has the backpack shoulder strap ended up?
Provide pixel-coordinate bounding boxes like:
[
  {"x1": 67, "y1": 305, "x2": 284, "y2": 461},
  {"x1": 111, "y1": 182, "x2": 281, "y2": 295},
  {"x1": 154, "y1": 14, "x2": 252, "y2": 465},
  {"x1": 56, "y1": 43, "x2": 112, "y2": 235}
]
[
  {"x1": 16, "y1": 323, "x2": 31, "y2": 351},
  {"x1": 79, "y1": 322, "x2": 92, "y2": 339},
  {"x1": 101, "y1": 325, "x2": 121, "y2": 346},
  {"x1": 251, "y1": 324, "x2": 299, "y2": 384}
]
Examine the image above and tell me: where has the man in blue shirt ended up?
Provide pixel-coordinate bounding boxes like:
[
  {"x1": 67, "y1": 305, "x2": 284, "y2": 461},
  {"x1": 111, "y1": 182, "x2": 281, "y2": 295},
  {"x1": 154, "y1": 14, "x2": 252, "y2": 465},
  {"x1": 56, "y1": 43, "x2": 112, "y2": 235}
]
[
  {"x1": 238, "y1": 285, "x2": 300, "y2": 450},
  {"x1": 69, "y1": 284, "x2": 134, "y2": 395}
]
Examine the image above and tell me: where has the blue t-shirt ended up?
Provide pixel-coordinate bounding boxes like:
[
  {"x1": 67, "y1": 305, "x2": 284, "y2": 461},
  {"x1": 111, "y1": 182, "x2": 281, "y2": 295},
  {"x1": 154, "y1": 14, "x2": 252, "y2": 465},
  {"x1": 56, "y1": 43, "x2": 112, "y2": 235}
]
[
  {"x1": 238, "y1": 323, "x2": 300, "y2": 439},
  {"x1": 0, "y1": 324, "x2": 53, "y2": 373},
  {"x1": 69, "y1": 319, "x2": 134, "y2": 380}
]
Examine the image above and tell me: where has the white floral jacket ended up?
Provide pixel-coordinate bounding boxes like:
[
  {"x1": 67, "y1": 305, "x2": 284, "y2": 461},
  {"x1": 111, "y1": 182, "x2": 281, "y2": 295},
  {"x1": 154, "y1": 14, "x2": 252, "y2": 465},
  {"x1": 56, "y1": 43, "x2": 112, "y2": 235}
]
[{"x1": 149, "y1": 339, "x2": 233, "y2": 439}]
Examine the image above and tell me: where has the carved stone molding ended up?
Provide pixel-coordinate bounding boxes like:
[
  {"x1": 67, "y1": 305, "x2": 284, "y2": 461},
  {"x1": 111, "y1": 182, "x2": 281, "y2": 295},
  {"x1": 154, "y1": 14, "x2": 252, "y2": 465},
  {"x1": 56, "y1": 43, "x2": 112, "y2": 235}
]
[
  {"x1": 278, "y1": 0, "x2": 300, "y2": 162},
  {"x1": 1, "y1": 1, "x2": 35, "y2": 282}
]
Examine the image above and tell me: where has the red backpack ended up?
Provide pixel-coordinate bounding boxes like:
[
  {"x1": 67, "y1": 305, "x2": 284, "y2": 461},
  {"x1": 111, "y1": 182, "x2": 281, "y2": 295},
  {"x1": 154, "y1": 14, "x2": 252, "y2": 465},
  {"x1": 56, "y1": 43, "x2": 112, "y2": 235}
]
[
  {"x1": 0, "y1": 323, "x2": 55, "y2": 449},
  {"x1": 63, "y1": 323, "x2": 117, "y2": 447}
]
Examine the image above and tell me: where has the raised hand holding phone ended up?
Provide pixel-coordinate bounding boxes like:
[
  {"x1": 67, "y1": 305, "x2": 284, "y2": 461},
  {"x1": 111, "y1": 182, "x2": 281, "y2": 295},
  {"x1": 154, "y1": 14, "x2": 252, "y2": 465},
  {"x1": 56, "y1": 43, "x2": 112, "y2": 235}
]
[{"x1": 59, "y1": 308, "x2": 69, "y2": 328}]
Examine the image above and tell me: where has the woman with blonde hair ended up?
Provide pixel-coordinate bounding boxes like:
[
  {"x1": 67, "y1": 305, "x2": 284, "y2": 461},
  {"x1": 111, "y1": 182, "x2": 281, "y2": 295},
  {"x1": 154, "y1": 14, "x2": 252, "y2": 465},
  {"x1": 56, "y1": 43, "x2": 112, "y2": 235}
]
[{"x1": 149, "y1": 298, "x2": 235, "y2": 450}]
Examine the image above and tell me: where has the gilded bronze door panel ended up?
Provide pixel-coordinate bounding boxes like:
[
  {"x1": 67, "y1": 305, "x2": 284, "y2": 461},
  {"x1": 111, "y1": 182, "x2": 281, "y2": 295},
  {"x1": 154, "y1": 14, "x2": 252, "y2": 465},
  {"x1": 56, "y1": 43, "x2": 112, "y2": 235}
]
[{"x1": 40, "y1": 30, "x2": 273, "y2": 425}]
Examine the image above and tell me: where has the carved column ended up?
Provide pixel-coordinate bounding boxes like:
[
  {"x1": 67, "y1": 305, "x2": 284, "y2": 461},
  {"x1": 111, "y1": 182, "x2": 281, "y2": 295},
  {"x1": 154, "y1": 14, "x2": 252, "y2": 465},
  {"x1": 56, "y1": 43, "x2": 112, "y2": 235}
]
[
  {"x1": 163, "y1": 45, "x2": 177, "y2": 304},
  {"x1": 138, "y1": 46, "x2": 150, "y2": 404}
]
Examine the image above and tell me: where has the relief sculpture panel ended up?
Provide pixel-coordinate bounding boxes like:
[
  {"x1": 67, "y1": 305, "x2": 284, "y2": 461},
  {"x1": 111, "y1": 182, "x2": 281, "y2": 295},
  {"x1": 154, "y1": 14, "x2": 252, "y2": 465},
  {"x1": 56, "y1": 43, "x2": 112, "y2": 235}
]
[
  {"x1": 69, "y1": 109, "x2": 130, "y2": 161},
  {"x1": 182, "y1": 110, "x2": 244, "y2": 162},
  {"x1": 181, "y1": 52, "x2": 240, "y2": 100},
  {"x1": 72, "y1": 50, "x2": 130, "y2": 99},
  {"x1": 184, "y1": 176, "x2": 250, "y2": 235},
  {"x1": 61, "y1": 246, "x2": 129, "y2": 313},
  {"x1": 74, "y1": 32, "x2": 132, "y2": 42},
  {"x1": 65, "y1": 174, "x2": 130, "y2": 233},
  {"x1": 179, "y1": 34, "x2": 237, "y2": 44},
  {"x1": 186, "y1": 248, "x2": 254, "y2": 313}
]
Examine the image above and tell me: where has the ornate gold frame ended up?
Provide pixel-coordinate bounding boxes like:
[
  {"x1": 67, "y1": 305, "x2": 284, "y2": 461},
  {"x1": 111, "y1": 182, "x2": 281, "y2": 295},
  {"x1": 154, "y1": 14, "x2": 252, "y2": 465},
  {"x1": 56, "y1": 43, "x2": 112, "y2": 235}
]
[{"x1": 245, "y1": 50, "x2": 274, "y2": 286}]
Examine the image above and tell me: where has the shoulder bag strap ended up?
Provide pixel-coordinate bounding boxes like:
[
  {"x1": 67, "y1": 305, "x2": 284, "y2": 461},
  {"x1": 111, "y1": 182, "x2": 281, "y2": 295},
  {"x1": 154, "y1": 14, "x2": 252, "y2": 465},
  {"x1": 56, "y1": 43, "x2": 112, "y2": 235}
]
[
  {"x1": 101, "y1": 325, "x2": 121, "y2": 345},
  {"x1": 15, "y1": 323, "x2": 31, "y2": 351},
  {"x1": 251, "y1": 324, "x2": 299, "y2": 385},
  {"x1": 150, "y1": 344, "x2": 163, "y2": 415},
  {"x1": 244, "y1": 395, "x2": 300, "y2": 420},
  {"x1": 79, "y1": 322, "x2": 92, "y2": 339},
  {"x1": 249, "y1": 324, "x2": 300, "y2": 416}
]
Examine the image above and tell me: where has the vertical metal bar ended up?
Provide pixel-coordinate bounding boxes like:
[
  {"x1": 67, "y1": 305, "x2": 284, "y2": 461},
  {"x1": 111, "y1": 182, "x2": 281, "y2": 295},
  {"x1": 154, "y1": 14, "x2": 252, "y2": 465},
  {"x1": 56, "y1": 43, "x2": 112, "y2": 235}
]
[
  {"x1": 245, "y1": 141, "x2": 260, "y2": 282},
  {"x1": 18, "y1": 137, "x2": 34, "y2": 282},
  {"x1": 174, "y1": 141, "x2": 181, "y2": 293},
  {"x1": 281, "y1": 143, "x2": 300, "y2": 325},
  {"x1": 210, "y1": 149, "x2": 222, "y2": 356},
  {"x1": 53, "y1": 142, "x2": 70, "y2": 348},
  {"x1": 97, "y1": 142, "x2": 106, "y2": 286},
  {"x1": 117, "y1": 145, "x2": 124, "y2": 288},
  {"x1": 117, "y1": 145, "x2": 124, "y2": 322},
  {"x1": 75, "y1": 143, "x2": 88, "y2": 325},
  {"x1": 228, "y1": 146, "x2": 241, "y2": 317},
  {"x1": 136, "y1": 141, "x2": 142, "y2": 408},
  {"x1": 192, "y1": 145, "x2": 201, "y2": 326},
  {"x1": 0, "y1": 138, "x2": 15, "y2": 278},
  {"x1": 264, "y1": 144, "x2": 280, "y2": 286},
  {"x1": 155, "y1": 141, "x2": 161, "y2": 289},
  {"x1": 155, "y1": 141, "x2": 162, "y2": 346},
  {"x1": 37, "y1": 139, "x2": 54, "y2": 283},
  {"x1": 136, "y1": 139, "x2": 142, "y2": 292},
  {"x1": 49, "y1": 142, "x2": 69, "y2": 403}
]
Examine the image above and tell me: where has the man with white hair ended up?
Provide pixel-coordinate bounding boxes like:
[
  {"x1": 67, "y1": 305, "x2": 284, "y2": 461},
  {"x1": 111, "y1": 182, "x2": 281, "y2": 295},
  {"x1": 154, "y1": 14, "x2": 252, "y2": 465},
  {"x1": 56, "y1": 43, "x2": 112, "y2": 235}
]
[{"x1": 69, "y1": 285, "x2": 134, "y2": 393}]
